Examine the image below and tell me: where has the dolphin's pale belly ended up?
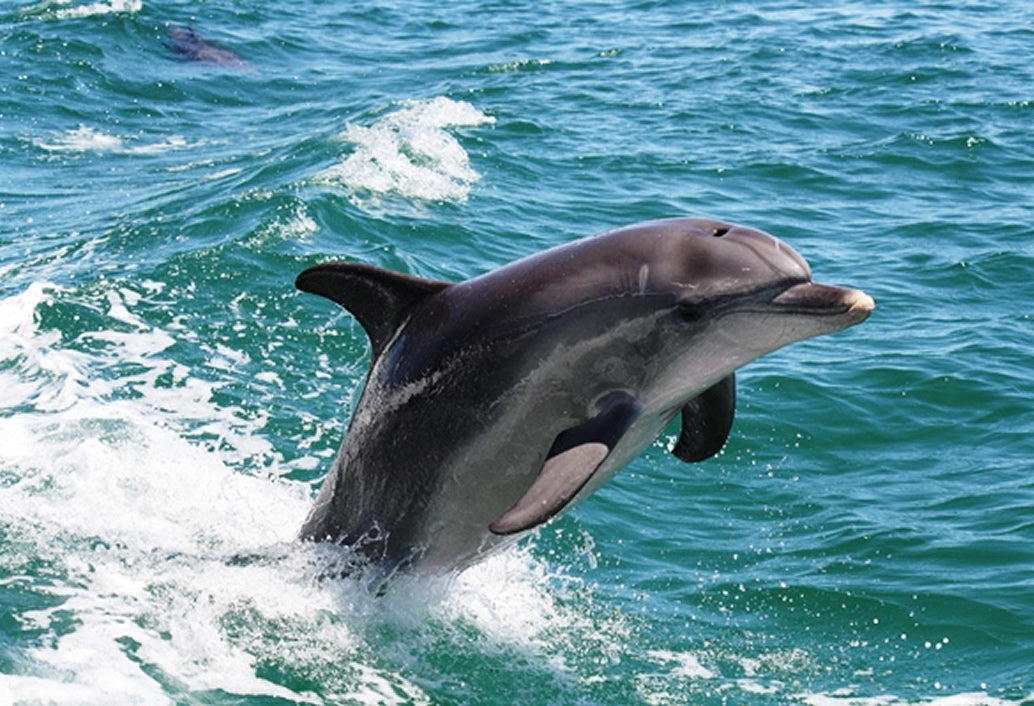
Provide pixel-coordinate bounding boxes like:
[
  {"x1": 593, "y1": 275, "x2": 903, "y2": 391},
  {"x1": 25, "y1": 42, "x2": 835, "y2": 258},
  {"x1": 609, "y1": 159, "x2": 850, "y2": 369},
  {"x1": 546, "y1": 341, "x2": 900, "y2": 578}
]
[
  {"x1": 406, "y1": 332, "x2": 692, "y2": 572},
  {"x1": 411, "y1": 425, "x2": 665, "y2": 571}
]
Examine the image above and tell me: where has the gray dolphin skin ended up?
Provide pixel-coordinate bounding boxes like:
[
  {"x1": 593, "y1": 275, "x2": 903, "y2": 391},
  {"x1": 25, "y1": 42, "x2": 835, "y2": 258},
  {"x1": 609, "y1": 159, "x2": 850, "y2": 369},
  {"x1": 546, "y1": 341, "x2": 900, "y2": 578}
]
[
  {"x1": 163, "y1": 26, "x2": 251, "y2": 69},
  {"x1": 296, "y1": 218, "x2": 874, "y2": 578}
]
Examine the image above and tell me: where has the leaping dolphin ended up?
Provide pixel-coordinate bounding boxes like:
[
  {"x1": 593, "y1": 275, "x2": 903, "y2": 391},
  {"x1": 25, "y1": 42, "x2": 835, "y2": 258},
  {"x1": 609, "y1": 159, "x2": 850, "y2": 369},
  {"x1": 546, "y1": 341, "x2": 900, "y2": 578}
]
[{"x1": 296, "y1": 218, "x2": 873, "y2": 577}]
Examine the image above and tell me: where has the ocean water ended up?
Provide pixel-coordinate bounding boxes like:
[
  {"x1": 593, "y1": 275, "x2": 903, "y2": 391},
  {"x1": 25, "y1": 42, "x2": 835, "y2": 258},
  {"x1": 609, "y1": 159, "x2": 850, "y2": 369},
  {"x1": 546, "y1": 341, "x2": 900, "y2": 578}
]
[{"x1": 1, "y1": 0, "x2": 1033, "y2": 703}]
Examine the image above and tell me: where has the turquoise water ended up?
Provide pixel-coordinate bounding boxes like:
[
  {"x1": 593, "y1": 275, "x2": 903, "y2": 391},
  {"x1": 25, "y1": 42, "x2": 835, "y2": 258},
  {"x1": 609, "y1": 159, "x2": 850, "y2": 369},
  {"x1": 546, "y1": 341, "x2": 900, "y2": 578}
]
[{"x1": 2, "y1": 0, "x2": 1033, "y2": 703}]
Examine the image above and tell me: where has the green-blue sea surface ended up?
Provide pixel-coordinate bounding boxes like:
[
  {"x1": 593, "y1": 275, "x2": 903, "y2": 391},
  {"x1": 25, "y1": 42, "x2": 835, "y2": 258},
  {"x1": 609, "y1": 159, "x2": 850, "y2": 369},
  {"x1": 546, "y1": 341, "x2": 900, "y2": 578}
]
[{"x1": 2, "y1": 1, "x2": 1033, "y2": 704}]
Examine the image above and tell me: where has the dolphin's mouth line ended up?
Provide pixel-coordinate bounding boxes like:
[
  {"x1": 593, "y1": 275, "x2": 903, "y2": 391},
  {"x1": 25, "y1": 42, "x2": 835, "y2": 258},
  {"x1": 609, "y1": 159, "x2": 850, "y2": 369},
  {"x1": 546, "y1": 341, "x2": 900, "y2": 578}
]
[
  {"x1": 765, "y1": 281, "x2": 875, "y2": 317},
  {"x1": 679, "y1": 278, "x2": 870, "y2": 320}
]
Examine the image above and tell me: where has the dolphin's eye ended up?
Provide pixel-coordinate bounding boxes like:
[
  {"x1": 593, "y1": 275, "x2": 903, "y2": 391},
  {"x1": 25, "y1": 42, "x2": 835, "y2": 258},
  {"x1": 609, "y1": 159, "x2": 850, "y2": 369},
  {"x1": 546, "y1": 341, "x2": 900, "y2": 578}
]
[{"x1": 712, "y1": 227, "x2": 729, "y2": 238}]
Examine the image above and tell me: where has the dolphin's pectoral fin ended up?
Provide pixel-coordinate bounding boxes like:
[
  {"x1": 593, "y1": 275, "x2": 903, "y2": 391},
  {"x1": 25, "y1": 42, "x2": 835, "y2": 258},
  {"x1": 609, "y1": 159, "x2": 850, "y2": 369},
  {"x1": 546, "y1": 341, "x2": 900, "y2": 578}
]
[
  {"x1": 296, "y1": 263, "x2": 451, "y2": 357},
  {"x1": 672, "y1": 373, "x2": 736, "y2": 463},
  {"x1": 488, "y1": 443, "x2": 609, "y2": 535},
  {"x1": 490, "y1": 392, "x2": 641, "y2": 535}
]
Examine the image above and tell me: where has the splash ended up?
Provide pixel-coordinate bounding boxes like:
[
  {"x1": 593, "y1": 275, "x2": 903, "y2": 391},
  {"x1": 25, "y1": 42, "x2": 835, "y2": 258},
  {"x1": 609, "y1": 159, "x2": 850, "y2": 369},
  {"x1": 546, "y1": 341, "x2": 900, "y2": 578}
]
[
  {"x1": 0, "y1": 281, "x2": 625, "y2": 703},
  {"x1": 315, "y1": 97, "x2": 495, "y2": 208}
]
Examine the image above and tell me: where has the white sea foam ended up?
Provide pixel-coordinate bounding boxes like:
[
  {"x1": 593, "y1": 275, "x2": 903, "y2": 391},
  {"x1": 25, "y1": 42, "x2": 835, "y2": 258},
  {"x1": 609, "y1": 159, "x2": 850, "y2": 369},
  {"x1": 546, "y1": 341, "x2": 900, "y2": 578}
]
[
  {"x1": 635, "y1": 644, "x2": 1029, "y2": 706},
  {"x1": 315, "y1": 97, "x2": 495, "y2": 208},
  {"x1": 645, "y1": 649, "x2": 716, "y2": 680},
  {"x1": 0, "y1": 280, "x2": 314, "y2": 701},
  {"x1": 23, "y1": 0, "x2": 143, "y2": 20},
  {"x1": 0, "y1": 281, "x2": 85, "y2": 411},
  {"x1": 33, "y1": 125, "x2": 194, "y2": 155},
  {"x1": 797, "y1": 691, "x2": 1024, "y2": 706}
]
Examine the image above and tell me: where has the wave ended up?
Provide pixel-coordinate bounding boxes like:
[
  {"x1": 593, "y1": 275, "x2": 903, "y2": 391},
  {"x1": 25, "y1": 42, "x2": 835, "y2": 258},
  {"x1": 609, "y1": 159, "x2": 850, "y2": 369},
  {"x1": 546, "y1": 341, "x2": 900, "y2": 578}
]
[
  {"x1": 313, "y1": 96, "x2": 495, "y2": 209},
  {"x1": 20, "y1": 0, "x2": 141, "y2": 20}
]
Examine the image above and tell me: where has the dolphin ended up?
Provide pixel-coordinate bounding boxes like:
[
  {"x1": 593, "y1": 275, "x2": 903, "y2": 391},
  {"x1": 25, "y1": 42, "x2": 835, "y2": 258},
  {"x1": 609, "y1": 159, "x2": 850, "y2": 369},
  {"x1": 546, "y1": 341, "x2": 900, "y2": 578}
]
[{"x1": 295, "y1": 218, "x2": 873, "y2": 577}]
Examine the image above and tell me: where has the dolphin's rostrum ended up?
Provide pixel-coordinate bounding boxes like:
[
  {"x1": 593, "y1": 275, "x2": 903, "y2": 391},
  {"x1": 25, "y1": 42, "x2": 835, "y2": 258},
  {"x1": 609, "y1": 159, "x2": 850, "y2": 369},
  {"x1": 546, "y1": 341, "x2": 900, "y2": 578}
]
[{"x1": 296, "y1": 218, "x2": 874, "y2": 576}]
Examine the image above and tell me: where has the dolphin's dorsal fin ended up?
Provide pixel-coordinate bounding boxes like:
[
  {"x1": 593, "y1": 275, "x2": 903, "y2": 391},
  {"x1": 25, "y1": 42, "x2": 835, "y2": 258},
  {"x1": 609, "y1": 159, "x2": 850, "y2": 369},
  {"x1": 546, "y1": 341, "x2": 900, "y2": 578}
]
[
  {"x1": 296, "y1": 262, "x2": 451, "y2": 357},
  {"x1": 490, "y1": 392, "x2": 641, "y2": 535},
  {"x1": 672, "y1": 373, "x2": 736, "y2": 463}
]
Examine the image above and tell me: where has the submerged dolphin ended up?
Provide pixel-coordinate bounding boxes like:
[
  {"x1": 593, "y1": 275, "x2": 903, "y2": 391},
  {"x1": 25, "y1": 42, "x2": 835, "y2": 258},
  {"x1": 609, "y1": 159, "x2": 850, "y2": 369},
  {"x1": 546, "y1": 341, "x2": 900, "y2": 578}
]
[
  {"x1": 163, "y1": 26, "x2": 251, "y2": 69},
  {"x1": 296, "y1": 218, "x2": 873, "y2": 576}
]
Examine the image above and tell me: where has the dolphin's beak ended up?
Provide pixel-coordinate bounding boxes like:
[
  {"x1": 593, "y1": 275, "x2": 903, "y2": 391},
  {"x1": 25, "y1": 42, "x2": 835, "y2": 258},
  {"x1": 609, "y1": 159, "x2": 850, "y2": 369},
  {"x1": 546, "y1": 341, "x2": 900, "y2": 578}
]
[{"x1": 770, "y1": 282, "x2": 875, "y2": 326}]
